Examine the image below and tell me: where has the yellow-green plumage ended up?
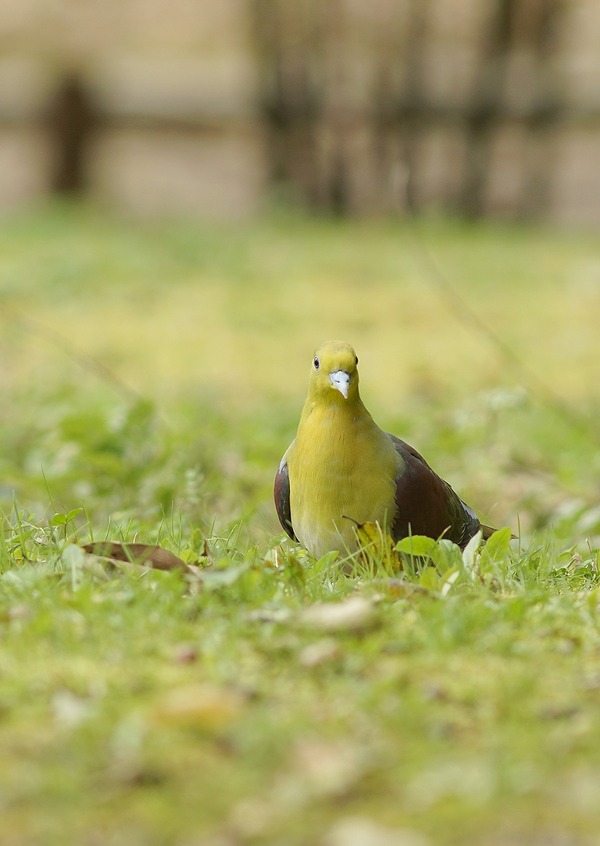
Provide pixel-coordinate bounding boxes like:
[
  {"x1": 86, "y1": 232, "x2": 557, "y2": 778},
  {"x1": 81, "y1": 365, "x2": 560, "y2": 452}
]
[
  {"x1": 281, "y1": 342, "x2": 401, "y2": 557},
  {"x1": 275, "y1": 341, "x2": 489, "y2": 559}
]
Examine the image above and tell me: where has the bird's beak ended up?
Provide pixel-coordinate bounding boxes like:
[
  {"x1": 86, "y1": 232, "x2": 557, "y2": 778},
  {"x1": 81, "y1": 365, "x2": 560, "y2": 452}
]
[{"x1": 329, "y1": 370, "x2": 350, "y2": 399}]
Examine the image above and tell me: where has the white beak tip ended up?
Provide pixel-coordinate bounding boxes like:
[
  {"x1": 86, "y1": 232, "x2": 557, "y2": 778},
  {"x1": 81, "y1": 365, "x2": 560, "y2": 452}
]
[{"x1": 330, "y1": 370, "x2": 350, "y2": 399}]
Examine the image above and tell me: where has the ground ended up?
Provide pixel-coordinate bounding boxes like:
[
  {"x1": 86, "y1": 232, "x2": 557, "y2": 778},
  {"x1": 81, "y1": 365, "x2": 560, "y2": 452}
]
[{"x1": 1, "y1": 203, "x2": 600, "y2": 845}]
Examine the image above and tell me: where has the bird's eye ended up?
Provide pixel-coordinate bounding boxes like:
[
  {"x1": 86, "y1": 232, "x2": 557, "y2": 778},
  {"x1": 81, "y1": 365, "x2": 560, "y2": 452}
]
[
  {"x1": 313, "y1": 356, "x2": 320, "y2": 370},
  {"x1": 355, "y1": 355, "x2": 359, "y2": 365}
]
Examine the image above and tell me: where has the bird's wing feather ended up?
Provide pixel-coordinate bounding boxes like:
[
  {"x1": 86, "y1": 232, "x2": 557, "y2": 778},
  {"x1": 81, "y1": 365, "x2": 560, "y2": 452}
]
[
  {"x1": 388, "y1": 434, "x2": 481, "y2": 549},
  {"x1": 274, "y1": 457, "x2": 297, "y2": 541}
]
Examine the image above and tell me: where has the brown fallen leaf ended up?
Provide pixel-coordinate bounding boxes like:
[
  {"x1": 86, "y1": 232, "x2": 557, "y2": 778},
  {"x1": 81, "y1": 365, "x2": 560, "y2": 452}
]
[
  {"x1": 299, "y1": 637, "x2": 342, "y2": 667},
  {"x1": 151, "y1": 683, "x2": 244, "y2": 730},
  {"x1": 324, "y1": 816, "x2": 431, "y2": 846},
  {"x1": 292, "y1": 739, "x2": 366, "y2": 798},
  {"x1": 81, "y1": 542, "x2": 202, "y2": 580},
  {"x1": 300, "y1": 596, "x2": 376, "y2": 633}
]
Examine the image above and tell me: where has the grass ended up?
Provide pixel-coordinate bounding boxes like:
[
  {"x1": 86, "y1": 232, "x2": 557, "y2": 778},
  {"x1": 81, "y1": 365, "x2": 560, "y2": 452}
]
[{"x1": 2, "y1": 201, "x2": 600, "y2": 845}]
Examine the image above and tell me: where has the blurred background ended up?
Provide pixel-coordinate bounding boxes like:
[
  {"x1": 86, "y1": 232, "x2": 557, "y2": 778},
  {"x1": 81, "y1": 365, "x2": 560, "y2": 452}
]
[
  {"x1": 1, "y1": 0, "x2": 599, "y2": 225},
  {"x1": 1, "y1": 0, "x2": 600, "y2": 544}
]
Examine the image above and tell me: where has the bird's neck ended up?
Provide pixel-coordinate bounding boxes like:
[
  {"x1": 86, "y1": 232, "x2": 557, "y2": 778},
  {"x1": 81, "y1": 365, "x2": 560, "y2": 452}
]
[{"x1": 299, "y1": 393, "x2": 367, "y2": 430}]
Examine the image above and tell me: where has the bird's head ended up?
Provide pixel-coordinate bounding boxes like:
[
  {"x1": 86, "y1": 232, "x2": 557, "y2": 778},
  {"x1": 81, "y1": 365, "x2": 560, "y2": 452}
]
[{"x1": 308, "y1": 340, "x2": 360, "y2": 403}]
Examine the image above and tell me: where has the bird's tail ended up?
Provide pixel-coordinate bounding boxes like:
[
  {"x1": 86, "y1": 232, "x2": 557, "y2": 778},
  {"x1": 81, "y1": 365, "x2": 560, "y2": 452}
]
[
  {"x1": 481, "y1": 524, "x2": 496, "y2": 540},
  {"x1": 481, "y1": 524, "x2": 518, "y2": 541}
]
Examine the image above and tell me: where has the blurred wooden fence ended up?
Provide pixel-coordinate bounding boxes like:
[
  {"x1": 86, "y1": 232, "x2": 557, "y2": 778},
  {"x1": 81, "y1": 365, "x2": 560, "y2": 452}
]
[{"x1": 0, "y1": 0, "x2": 599, "y2": 224}]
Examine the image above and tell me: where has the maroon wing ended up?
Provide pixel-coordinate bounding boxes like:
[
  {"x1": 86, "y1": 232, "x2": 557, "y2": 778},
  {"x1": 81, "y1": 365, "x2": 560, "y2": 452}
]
[
  {"x1": 274, "y1": 458, "x2": 297, "y2": 541},
  {"x1": 388, "y1": 435, "x2": 481, "y2": 549}
]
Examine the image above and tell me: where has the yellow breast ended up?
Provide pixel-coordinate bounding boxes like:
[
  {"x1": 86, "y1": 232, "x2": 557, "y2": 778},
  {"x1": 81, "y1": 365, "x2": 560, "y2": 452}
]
[{"x1": 288, "y1": 402, "x2": 400, "y2": 559}]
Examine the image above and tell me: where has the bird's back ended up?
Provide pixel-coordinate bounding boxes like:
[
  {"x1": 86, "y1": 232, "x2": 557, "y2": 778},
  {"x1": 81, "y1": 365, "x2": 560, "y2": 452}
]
[{"x1": 388, "y1": 434, "x2": 482, "y2": 548}]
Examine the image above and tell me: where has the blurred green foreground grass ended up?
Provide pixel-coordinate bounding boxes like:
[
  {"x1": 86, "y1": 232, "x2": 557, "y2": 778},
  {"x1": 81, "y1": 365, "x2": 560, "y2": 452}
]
[{"x1": 1, "y1": 203, "x2": 600, "y2": 845}]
